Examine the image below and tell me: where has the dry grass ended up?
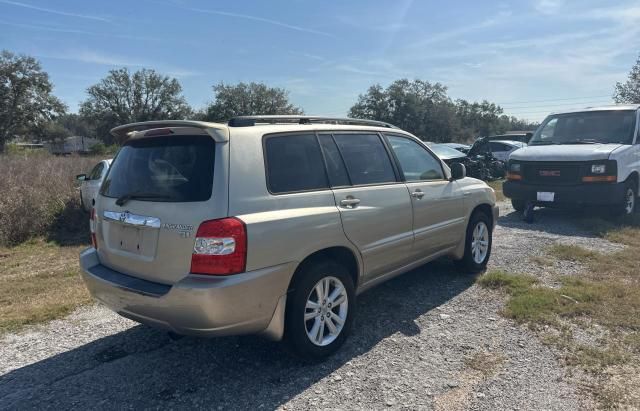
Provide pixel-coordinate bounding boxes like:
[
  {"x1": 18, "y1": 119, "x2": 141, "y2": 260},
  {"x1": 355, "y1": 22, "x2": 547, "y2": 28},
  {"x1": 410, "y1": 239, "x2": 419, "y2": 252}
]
[
  {"x1": 0, "y1": 152, "x2": 98, "y2": 246},
  {"x1": 0, "y1": 152, "x2": 98, "y2": 334},
  {"x1": 487, "y1": 179, "x2": 505, "y2": 202},
  {"x1": 0, "y1": 239, "x2": 90, "y2": 334},
  {"x1": 464, "y1": 351, "x2": 505, "y2": 376}
]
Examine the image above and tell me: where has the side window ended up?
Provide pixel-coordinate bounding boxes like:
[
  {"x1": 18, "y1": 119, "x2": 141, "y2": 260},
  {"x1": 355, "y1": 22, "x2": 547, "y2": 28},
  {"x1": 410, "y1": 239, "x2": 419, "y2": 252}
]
[
  {"x1": 88, "y1": 162, "x2": 104, "y2": 180},
  {"x1": 333, "y1": 133, "x2": 397, "y2": 185},
  {"x1": 540, "y1": 118, "x2": 557, "y2": 140},
  {"x1": 387, "y1": 135, "x2": 444, "y2": 181},
  {"x1": 264, "y1": 134, "x2": 329, "y2": 194},
  {"x1": 318, "y1": 134, "x2": 351, "y2": 187}
]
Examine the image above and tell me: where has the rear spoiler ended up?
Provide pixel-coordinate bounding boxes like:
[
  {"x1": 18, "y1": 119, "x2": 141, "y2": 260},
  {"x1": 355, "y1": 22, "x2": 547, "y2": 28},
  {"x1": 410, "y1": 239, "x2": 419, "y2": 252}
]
[{"x1": 110, "y1": 120, "x2": 229, "y2": 142}]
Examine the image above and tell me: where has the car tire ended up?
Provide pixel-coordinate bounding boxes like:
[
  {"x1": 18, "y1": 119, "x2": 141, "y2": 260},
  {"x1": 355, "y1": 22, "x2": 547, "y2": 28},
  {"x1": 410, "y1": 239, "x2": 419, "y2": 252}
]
[
  {"x1": 611, "y1": 180, "x2": 637, "y2": 217},
  {"x1": 455, "y1": 211, "x2": 493, "y2": 273},
  {"x1": 511, "y1": 199, "x2": 526, "y2": 212},
  {"x1": 284, "y1": 260, "x2": 355, "y2": 361}
]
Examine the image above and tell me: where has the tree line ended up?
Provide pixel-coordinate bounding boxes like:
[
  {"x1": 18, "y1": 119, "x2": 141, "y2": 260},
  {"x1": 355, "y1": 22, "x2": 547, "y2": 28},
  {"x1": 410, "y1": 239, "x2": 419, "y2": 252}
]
[{"x1": 2, "y1": 49, "x2": 640, "y2": 153}]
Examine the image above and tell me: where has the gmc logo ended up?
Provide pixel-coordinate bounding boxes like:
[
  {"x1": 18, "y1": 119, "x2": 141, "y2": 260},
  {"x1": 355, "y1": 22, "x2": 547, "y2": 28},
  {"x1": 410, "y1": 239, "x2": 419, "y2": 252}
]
[{"x1": 539, "y1": 170, "x2": 561, "y2": 177}]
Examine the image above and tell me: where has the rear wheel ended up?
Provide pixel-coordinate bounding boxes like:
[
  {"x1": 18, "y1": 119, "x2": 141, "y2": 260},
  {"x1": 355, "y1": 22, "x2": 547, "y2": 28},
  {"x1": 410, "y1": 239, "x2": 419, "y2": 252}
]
[
  {"x1": 511, "y1": 199, "x2": 526, "y2": 212},
  {"x1": 455, "y1": 211, "x2": 492, "y2": 273},
  {"x1": 285, "y1": 260, "x2": 355, "y2": 361}
]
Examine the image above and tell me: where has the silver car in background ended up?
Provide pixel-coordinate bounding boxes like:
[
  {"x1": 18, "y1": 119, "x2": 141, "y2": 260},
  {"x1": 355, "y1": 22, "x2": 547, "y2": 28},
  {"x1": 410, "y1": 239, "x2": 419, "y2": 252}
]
[{"x1": 76, "y1": 159, "x2": 112, "y2": 212}]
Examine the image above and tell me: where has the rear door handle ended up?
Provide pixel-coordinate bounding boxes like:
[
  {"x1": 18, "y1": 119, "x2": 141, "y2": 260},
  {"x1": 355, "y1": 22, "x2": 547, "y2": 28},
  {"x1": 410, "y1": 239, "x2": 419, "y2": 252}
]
[
  {"x1": 340, "y1": 197, "x2": 361, "y2": 208},
  {"x1": 411, "y1": 190, "x2": 425, "y2": 199}
]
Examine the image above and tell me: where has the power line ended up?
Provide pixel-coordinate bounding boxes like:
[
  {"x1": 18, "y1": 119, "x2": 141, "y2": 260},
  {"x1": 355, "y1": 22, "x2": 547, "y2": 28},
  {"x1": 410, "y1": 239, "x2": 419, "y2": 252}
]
[
  {"x1": 496, "y1": 94, "x2": 612, "y2": 105},
  {"x1": 504, "y1": 101, "x2": 613, "y2": 112},
  {"x1": 502, "y1": 100, "x2": 613, "y2": 110}
]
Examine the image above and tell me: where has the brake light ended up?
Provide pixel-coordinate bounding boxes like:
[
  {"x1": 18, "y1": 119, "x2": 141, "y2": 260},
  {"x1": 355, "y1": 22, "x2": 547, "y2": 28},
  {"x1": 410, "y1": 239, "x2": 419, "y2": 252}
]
[
  {"x1": 190, "y1": 217, "x2": 247, "y2": 275},
  {"x1": 144, "y1": 128, "x2": 174, "y2": 136},
  {"x1": 507, "y1": 172, "x2": 522, "y2": 181},
  {"x1": 90, "y1": 208, "x2": 97, "y2": 249}
]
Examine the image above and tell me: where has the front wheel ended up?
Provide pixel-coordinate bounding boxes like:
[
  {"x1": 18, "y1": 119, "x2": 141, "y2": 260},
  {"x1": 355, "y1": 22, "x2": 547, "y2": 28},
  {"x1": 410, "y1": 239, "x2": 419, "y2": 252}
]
[
  {"x1": 611, "y1": 181, "x2": 637, "y2": 217},
  {"x1": 285, "y1": 261, "x2": 355, "y2": 361},
  {"x1": 511, "y1": 199, "x2": 526, "y2": 212},
  {"x1": 455, "y1": 211, "x2": 492, "y2": 273}
]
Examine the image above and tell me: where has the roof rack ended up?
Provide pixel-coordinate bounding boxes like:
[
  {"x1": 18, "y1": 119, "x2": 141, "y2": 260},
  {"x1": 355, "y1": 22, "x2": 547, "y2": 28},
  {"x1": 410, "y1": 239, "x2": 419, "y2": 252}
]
[{"x1": 227, "y1": 115, "x2": 398, "y2": 129}]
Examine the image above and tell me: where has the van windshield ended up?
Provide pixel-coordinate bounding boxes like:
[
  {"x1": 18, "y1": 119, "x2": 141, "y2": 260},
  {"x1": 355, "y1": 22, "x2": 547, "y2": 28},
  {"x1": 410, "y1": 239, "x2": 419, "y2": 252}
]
[
  {"x1": 101, "y1": 135, "x2": 215, "y2": 203},
  {"x1": 529, "y1": 110, "x2": 637, "y2": 146}
]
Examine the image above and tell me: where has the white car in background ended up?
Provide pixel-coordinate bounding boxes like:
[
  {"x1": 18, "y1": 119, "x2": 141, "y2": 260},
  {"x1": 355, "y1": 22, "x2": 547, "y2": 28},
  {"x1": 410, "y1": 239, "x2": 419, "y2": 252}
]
[
  {"x1": 488, "y1": 140, "x2": 527, "y2": 162},
  {"x1": 77, "y1": 159, "x2": 112, "y2": 211}
]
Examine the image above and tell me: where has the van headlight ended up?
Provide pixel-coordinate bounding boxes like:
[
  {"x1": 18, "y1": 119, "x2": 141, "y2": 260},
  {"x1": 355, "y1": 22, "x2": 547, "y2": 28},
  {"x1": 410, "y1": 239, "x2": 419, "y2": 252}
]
[{"x1": 591, "y1": 164, "x2": 606, "y2": 174}]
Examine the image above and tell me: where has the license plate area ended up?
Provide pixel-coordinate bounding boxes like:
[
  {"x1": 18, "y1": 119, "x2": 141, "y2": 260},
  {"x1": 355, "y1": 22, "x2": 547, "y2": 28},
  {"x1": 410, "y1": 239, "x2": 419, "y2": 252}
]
[
  {"x1": 104, "y1": 221, "x2": 159, "y2": 259},
  {"x1": 537, "y1": 191, "x2": 555, "y2": 202}
]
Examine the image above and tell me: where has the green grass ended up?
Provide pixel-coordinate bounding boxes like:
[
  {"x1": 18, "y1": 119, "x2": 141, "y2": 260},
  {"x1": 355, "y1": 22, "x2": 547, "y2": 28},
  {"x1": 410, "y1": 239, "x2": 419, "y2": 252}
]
[{"x1": 480, "y1": 219, "x2": 640, "y2": 408}]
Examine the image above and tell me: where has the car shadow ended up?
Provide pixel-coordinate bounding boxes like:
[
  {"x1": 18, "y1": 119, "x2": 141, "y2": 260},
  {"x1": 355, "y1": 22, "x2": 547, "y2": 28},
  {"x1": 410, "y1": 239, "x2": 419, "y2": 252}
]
[
  {"x1": 496, "y1": 205, "x2": 611, "y2": 238},
  {"x1": 0, "y1": 260, "x2": 475, "y2": 409}
]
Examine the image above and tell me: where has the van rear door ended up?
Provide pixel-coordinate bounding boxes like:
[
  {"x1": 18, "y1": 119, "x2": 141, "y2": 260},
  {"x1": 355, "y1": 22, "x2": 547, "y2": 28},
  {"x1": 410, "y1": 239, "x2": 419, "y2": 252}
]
[{"x1": 95, "y1": 127, "x2": 228, "y2": 285}]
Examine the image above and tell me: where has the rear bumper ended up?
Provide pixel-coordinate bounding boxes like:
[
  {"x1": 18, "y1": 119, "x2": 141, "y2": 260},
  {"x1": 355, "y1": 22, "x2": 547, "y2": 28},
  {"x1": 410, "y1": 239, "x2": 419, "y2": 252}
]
[
  {"x1": 503, "y1": 181, "x2": 626, "y2": 206},
  {"x1": 79, "y1": 248, "x2": 295, "y2": 339}
]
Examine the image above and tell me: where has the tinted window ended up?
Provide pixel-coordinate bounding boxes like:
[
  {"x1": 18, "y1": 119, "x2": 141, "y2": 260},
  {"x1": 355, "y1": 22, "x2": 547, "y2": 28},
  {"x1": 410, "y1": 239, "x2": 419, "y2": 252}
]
[
  {"x1": 265, "y1": 134, "x2": 329, "y2": 193},
  {"x1": 333, "y1": 134, "x2": 396, "y2": 185},
  {"x1": 101, "y1": 135, "x2": 215, "y2": 202},
  {"x1": 489, "y1": 142, "x2": 509, "y2": 152},
  {"x1": 387, "y1": 135, "x2": 444, "y2": 181},
  {"x1": 318, "y1": 134, "x2": 350, "y2": 187},
  {"x1": 88, "y1": 162, "x2": 104, "y2": 180}
]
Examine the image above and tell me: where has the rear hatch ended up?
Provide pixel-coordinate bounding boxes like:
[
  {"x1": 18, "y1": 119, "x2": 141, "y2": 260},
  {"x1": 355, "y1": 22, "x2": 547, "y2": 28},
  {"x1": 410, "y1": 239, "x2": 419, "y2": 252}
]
[{"x1": 95, "y1": 126, "x2": 228, "y2": 285}]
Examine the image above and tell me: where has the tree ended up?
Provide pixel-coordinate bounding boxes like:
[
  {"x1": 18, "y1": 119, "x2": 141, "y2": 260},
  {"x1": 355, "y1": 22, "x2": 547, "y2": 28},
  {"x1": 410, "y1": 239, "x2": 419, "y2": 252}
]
[
  {"x1": 614, "y1": 54, "x2": 640, "y2": 104},
  {"x1": 80, "y1": 68, "x2": 192, "y2": 144},
  {"x1": 203, "y1": 82, "x2": 303, "y2": 122},
  {"x1": 0, "y1": 50, "x2": 66, "y2": 152},
  {"x1": 56, "y1": 113, "x2": 95, "y2": 138},
  {"x1": 349, "y1": 79, "x2": 459, "y2": 141},
  {"x1": 350, "y1": 79, "x2": 537, "y2": 142}
]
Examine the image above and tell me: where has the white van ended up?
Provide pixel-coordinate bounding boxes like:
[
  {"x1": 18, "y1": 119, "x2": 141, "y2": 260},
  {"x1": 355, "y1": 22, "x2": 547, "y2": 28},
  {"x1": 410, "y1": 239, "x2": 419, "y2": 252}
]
[{"x1": 503, "y1": 105, "x2": 640, "y2": 216}]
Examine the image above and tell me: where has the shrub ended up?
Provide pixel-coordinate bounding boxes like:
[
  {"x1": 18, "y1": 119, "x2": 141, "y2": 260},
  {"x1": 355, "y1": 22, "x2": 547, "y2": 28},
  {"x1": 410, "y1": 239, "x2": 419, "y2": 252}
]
[{"x1": 0, "y1": 153, "x2": 98, "y2": 246}]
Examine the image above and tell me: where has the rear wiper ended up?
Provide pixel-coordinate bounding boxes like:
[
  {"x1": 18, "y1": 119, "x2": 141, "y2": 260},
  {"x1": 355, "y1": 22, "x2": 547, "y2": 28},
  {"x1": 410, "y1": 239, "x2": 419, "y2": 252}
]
[
  {"x1": 529, "y1": 141, "x2": 557, "y2": 146},
  {"x1": 115, "y1": 192, "x2": 175, "y2": 206}
]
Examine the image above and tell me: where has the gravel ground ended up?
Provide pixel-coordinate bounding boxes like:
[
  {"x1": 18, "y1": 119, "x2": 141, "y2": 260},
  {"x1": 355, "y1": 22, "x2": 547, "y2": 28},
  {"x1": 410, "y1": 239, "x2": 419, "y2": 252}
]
[{"x1": 0, "y1": 203, "x2": 621, "y2": 410}]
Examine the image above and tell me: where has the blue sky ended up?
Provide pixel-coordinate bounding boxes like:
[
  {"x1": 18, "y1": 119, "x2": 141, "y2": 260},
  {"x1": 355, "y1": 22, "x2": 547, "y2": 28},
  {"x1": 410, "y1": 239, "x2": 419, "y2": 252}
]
[{"x1": 1, "y1": 0, "x2": 639, "y2": 122}]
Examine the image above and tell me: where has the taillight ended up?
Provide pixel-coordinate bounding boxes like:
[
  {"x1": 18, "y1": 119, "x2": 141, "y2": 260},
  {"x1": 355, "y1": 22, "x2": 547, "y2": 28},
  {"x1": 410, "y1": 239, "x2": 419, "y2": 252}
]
[
  {"x1": 90, "y1": 208, "x2": 97, "y2": 249},
  {"x1": 190, "y1": 217, "x2": 247, "y2": 275}
]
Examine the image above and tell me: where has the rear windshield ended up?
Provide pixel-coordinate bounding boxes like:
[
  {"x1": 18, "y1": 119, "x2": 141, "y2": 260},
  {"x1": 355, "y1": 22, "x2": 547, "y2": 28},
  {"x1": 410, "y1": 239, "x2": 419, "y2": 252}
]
[{"x1": 101, "y1": 135, "x2": 215, "y2": 202}]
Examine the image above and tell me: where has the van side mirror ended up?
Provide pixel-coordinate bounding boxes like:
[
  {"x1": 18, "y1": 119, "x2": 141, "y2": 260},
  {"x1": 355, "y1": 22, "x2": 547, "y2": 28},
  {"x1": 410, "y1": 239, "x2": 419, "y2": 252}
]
[
  {"x1": 76, "y1": 174, "x2": 87, "y2": 181},
  {"x1": 450, "y1": 162, "x2": 466, "y2": 180}
]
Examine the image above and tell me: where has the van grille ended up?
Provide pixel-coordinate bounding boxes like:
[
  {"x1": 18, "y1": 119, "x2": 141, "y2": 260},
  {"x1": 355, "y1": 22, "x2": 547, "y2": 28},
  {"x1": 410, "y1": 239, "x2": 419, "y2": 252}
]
[{"x1": 522, "y1": 162, "x2": 582, "y2": 185}]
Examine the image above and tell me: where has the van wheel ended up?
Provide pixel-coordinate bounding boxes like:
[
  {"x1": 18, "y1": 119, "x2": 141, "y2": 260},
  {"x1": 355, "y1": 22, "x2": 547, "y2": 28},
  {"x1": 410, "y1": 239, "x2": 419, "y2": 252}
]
[
  {"x1": 612, "y1": 181, "x2": 636, "y2": 216},
  {"x1": 511, "y1": 199, "x2": 525, "y2": 212},
  {"x1": 285, "y1": 261, "x2": 355, "y2": 361},
  {"x1": 455, "y1": 211, "x2": 492, "y2": 273}
]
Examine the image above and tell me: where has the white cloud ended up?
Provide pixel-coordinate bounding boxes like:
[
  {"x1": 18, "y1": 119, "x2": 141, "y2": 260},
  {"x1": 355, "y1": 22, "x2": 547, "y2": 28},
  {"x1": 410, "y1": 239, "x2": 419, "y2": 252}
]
[
  {"x1": 184, "y1": 7, "x2": 336, "y2": 38},
  {"x1": 533, "y1": 0, "x2": 564, "y2": 14},
  {"x1": 0, "y1": 0, "x2": 110, "y2": 23}
]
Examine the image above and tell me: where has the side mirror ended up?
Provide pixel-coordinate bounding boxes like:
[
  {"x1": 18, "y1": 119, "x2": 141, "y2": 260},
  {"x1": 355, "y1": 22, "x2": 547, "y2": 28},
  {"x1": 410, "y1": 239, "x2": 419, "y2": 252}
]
[
  {"x1": 450, "y1": 162, "x2": 466, "y2": 180},
  {"x1": 76, "y1": 174, "x2": 87, "y2": 181}
]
